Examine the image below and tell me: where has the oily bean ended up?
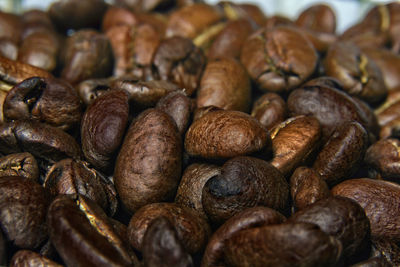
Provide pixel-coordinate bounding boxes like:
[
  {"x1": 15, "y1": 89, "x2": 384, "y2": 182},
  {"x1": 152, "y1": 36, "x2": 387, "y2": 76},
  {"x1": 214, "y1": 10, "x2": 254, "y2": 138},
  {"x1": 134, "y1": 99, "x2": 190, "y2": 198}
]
[
  {"x1": 270, "y1": 116, "x2": 321, "y2": 177},
  {"x1": 290, "y1": 196, "x2": 370, "y2": 259},
  {"x1": 10, "y1": 250, "x2": 62, "y2": 267},
  {"x1": 0, "y1": 152, "x2": 39, "y2": 182},
  {"x1": 81, "y1": 89, "x2": 129, "y2": 173},
  {"x1": 127, "y1": 202, "x2": 210, "y2": 255},
  {"x1": 224, "y1": 222, "x2": 343, "y2": 267},
  {"x1": 77, "y1": 78, "x2": 112, "y2": 106},
  {"x1": 0, "y1": 120, "x2": 81, "y2": 164},
  {"x1": 47, "y1": 195, "x2": 137, "y2": 267},
  {"x1": 240, "y1": 26, "x2": 318, "y2": 93},
  {"x1": 156, "y1": 90, "x2": 194, "y2": 136},
  {"x1": 202, "y1": 156, "x2": 289, "y2": 225},
  {"x1": 202, "y1": 206, "x2": 286, "y2": 267},
  {"x1": 0, "y1": 176, "x2": 51, "y2": 249},
  {"x1": 364, "y1": 138, "x2": 400, "y2": 183},
  {"x1": 114, "y1": 108, "x2": 182, "y2": 212},
  {"x1": 165, "y1": 3, "x2": 223, "y2": 39},
  {"x1": 44, "y1": 159, "x2": 118, "y2": 216},
  {"x1": 48, "y1": 0, "x2": 108, "y2": 31},
  {"x1": 152, "y1": 36, "x2": 206, "y2": 96},
  {"x1": 185, "y1": 110, "x2": 270, "y2": 160},
  {"x1": 197, "y1": 58, "x2": 251, "y2": 113},
  {"x1": 61, "y1": 30, "x2": 113, "y2": 85},
  {"x1": 295, "y1": 4, "x2": 336, "y2": 34},
  {"x1": 332, "y1": 178, "x2": 400, "y2": 241},
  {"x1": 3, "y1": 77, "x2": 82, "y2": 130},
  {"x1": 251, "y1": 92, "x2": 287, "y2": 130},
  {"x1": 142, "y1": 217, "x2": 194, "y2": 267},
  {"x1": 175, "y1": 163, "x2": 221, "y2": 219},
  {"x1": 324, "y1": 41, "x2": 387, "y2": 105},
  {"x1": 312, "y1": 121, "x2": 368, "y2": 186},
  {"x1": 290, "y1": 167, "x2": 330, "y2": 211}
]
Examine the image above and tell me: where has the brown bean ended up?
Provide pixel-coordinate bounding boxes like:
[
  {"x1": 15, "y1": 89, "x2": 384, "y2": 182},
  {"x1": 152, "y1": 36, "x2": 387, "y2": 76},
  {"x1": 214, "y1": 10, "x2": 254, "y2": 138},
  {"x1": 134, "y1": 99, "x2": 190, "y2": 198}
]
[
  {"x1": 10, "y1": 250, "x2": 62, "y2": 267},
  {"x1": 251, "y1": 92, "x2": 287, "y2": 130},
  {"x1": 0, "y1": 152, "x2": 38, "y2": 181},
  {"x1": 295, "y1": 4, "x2": 336, "y2": 34}
]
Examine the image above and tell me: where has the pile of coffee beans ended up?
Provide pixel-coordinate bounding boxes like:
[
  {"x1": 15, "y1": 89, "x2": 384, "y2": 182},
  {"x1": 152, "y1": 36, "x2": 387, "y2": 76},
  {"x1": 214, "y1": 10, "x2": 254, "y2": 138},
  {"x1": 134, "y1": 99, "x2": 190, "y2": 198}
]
[{"x1": 0, "y1": 0, "x2": 399, "y2": 266}]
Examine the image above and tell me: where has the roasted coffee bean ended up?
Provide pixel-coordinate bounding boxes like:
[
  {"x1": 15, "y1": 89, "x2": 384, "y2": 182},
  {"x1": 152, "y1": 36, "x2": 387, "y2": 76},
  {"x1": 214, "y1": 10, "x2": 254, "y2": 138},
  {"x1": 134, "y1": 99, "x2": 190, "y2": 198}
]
[
  {"x1": 3, "y1": 77, "x2": 82, "y2": 130},
  {"x1": 324, "y1": 42, "x2": 387, "y2": 104},
  {"x1": 192, "y1": 105, "x2": 222, "y2": 122},
  {"x1": 115, "y1": 108, "x2": 182, "y2": 212},
  {"x1": 202, "y1": 206, "x2": 285, "y2": 267},
  {"x1": 241, "y1": 26, "x2": 318, "y2": 93},
  {"x1": 185, "y1": 110, "x2": 270, "y2": 160},
  {"x1": 175, "y1": 163, "x2": 221, "y2": 219},
  {"x1": 142, "y1": 217, "x2": 193, "y2": 267},
  {"x1": 0, "y1": 38, "x2": 18, "y2": 61},
  {"x1": 202, "y1": 156, "x2": 289, "y2": 225},
  {"x1": 156, "y1": 90, "x2": 194, "y2": 136},
  {"x1": 116, "y1": 0, "x2": 175, "y2": 12},
  {"x1": 374, "y1": 89, "x2": 400, "y2": 128},
  {"x1": 371, "y1": 238, "x2": 400, "y2": 266},
  {"x1": 10, "y1": 250, "x2": 62, "y2": 267},
  {"x1": 197, "y1": 58, "x2": 251, "y2": 113},
  {"x1": 47, "y1": 195, "x2": 137, "y2": 267},
  {"x1": 290, "y1": 196, "x2": 370, "y2": 259},
  {"x1": 364, "y1": 138, "x2": 400, "y2": 183},
  {"x1": 44, "y1": 159, "x2": 118, "y2": 216},
  {"x1": 0, "y1": 11, "x2": 22, "y2": 44},
  {"x1": 48, "y1": 0, "x2": 108, "y2": 31},
  {"x1": 332, "y1": 178, "x2": 400, "y2": 241},
  {"x1": 111, "y1": 79, "x2": 180, "y2": 110},
  {"x1": 102, "y1": 6, "x2": 137, "y2": 32},
  {"x1": 295, "y1": 4, "x2": 336, "y2": 34},
  {"x1": 218, "y1": 2, "x2": 266, "y2": 26},
  {"x1": 128, "y1": 202, "x2": 210, "y2": 255},
  {"x1": 290, "y1": 167, "x2": 330, "y2": 211},
  {"x1": 77, "y1": 78, "x2": 112, "y2": 106},
  {"x1": 61, "y1": 30, "x2": 113, "y2": 85},
  {"x1": 81, "y1": 89, "x2": 129, "y2": 172},
  {"x1": 0, "y1": 230, "x2": 5, "y2": 266},
  {"x1": 287, "y1": 84, "x2": 374, "y2": 142},
  {"x1": 208, "y1": 18, "x2": 255, "y2": 60},
  {"x1": 0, "y1": 152, "x2": 38, "y2": 181},
  {"x1": 270, "y1": 116, "x2": 321, "y2": 176},
  {"x1": 224, "y1": 222, "x2": 342, "y2": 267},
  {"x1": 152, "y1": 36, "x2": 206, "y2": 96},
  {"x1": 0, "y1": 176, "x2": 50, "y2": 249},
  {"x1": 251, "y1": 92, "x2": 287, "y2": 130},
  {"x1": 313, "y1": 121, "x2": 368, "y2": 186},
  {"x1": 0, "y1": 120, "x2": 81, "y2": 164}
]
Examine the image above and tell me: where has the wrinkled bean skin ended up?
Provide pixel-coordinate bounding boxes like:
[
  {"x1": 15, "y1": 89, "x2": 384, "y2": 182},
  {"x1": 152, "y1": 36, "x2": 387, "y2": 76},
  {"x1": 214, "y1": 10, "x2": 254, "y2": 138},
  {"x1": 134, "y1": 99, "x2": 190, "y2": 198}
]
[
  {"x1": 270, "y1": 116, "x2": 321, "y2": 177},
  {"x1": 241, "y1": 26, "x2": 318, "y2": 93},
  {"x1": 44, "y1": 159, "x2": 118, "y2": 216},
  {"x1": 290, "y1": 196, "x2": 370, "y2": 259},
  {"x1": 0, "y1": 176, "x2": 50, "y2": 249},
  {"x1": 251, "y1": 92, "x2": 287, "y2": 130},
  {"x1": 364, "y1": 138, "x2": 400, "y2": 183},
  {"x1": 224, "y1": 222, "x2": 342, "y2": 267},
  {"x1": 202, "y1": 207, "x2": 286, "y2": 267},
  {"x1": 313, "y1": 121, "x2": 368, "y2": 186},
  {"x1": 324, "y1": 42, "x2": 387, "y2": 105},
  {"x1": 3, "y1": 77, "x2": 82, "y2": 130},
  {"x1": 0, "y1": 152, "x2": 38, "y2": 181},
  {"x1": 127, "y1": 202, "x2": 210, "y2": 255},
  {"x1": 156, "y1": 90, "x2": 194, "y2": 136},
  {"x1": 153, "y1": 37, "x2": 206, "y2": 96},
  {"x1": 142, "y1": 217, "x2": 193, "y2": 267},
  {"x1": 115, "y1": 109, "x2": 182, "y2": 212},
  {"x1": 175, "y1": 163, "x2": 221, "y2": 219},
  {"x1": 61, "y1": 30, "x2": 113, "y2": 85},
  {"x1": 290, "y1": 167, "x2": 330, "y2": 211},
  {"x1": 202, "y1": 156, "x2": 289, "y2": 225},
  {"x1": 0, "y1": 120, "x2": 81, "y2": 164},
  {"x1": 197, "y1": 58, "x2": 251, "y2": 112},
  {"x1": 81, "y1": 89, "x2": 129, "y2": 173},
  {"x1": 185, "y1": 110, "x2": 270, "y2": 160},
  {"x1": 10, "y1": 250, "x2": 62, "y2": 267},
  {"x1": 47, "y1": 195, "x2": 135, "y2": 267},
  {"x1": 332, "y1": 178, "x2": 400, "y2": 241}
]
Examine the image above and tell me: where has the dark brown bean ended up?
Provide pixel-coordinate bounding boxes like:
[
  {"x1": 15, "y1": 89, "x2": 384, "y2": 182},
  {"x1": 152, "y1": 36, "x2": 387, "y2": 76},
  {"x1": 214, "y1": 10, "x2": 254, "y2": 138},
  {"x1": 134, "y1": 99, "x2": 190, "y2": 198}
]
[
  {"x1": 10, "y1": 250, "x2": 62, "y2": 267},
  {"x1": 0, "y1": 152, "x2": 38, "y2": 181},
  {"x1": 81, "y1": 89, "x2": 129, "y2": 172},
  {"x1": 115, "y1": 108, "x2": 182, "y2": 212},
  {"x1": 202, "y1": 156, "x2": 289, "y2": 225},
  {"x1": 185, "y1": 110, "x2": 270, "y2": 160},
  {"x1": 251, "y1": 92, "x2": 287, "y2": 130},
  {"x1": 77, "y1": 78, "x2": 112, "y2": 106},
  {"x1": 371, "y1": 238, "x2": 400, "y2": 266}
]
